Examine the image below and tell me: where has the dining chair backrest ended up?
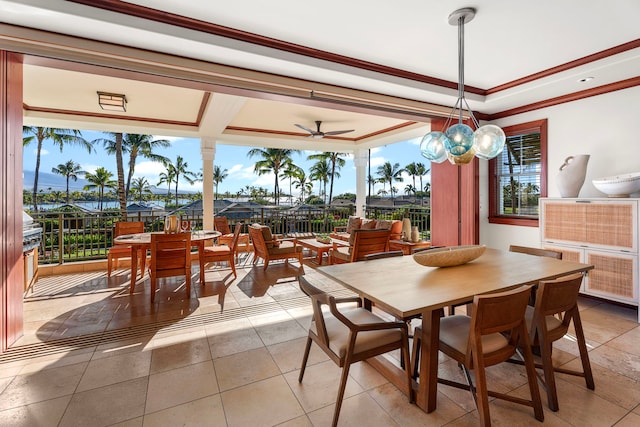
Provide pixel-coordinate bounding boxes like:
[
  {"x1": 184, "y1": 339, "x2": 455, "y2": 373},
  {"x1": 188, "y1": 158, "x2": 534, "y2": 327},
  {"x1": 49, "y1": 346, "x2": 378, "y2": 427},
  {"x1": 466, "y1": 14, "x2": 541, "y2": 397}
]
[
  {"x1": 350, "y1": 229, "x2": 391, "y2": 262},
  {"x1": 533, "y1": 272, "x2": 583, "y2": 325},
  {"x1": 471, "y1": 285, "x2": 532, "y2": 347},
  {"x1": 509, "y1": 245, "x2": 562, "y2": 260},
  {"x1": 115, "y1": 221, "x2": 144, "y2": 237},
  {"x1": 149, "y1": 232, "x2": 192, "y2": 302},
  {"x1": 214, "y1": 216, "x2": 231, "y2": 235},
  {"x1": 228, "y1": 222, "x2": 242, "y2": 252}
]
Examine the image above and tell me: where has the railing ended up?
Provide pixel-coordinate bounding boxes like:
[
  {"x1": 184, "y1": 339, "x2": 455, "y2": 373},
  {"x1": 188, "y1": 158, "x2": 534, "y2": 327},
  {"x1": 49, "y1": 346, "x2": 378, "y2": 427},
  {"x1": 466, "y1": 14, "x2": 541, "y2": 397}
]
[{"x1": 30, "y1": 204, "x2": 431, "y2": 265}]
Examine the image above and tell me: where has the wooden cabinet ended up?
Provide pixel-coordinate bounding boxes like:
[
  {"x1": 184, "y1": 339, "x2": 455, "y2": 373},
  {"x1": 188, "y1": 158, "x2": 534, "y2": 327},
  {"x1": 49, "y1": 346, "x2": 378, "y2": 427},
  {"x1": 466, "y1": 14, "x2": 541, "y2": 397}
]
[{"x1": 540, "y1": 198, "x2": 639, "y2": 319}]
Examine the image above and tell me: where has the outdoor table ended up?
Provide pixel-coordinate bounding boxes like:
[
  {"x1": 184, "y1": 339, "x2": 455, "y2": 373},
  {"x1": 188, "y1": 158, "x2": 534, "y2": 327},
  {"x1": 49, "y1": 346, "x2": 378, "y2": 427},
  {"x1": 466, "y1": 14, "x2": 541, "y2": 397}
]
[{"x1": 114, "y1": 230, "x2": 221, "y2": 292}]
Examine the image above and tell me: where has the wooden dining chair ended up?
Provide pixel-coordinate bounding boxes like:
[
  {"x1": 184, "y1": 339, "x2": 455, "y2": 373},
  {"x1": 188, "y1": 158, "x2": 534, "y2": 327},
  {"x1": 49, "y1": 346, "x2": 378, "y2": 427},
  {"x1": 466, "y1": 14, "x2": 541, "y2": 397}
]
[
  {"x1": 412, "y1": 285, "x2": 544, "y2": 427},
  {"x1": 248, "y1": 224, "x2": 302, "y2": 270},
  {"x1": 298, "y1": 275, "x2": 413, "y2": 427},
  {"x1": 107, "y1": 221, "x2": 144, "y2": 277},
  {"x1": 215, "y1": 216, "x2": 250, "y2": 260},
  {"x1": 148, "y1": 232, "x2": 192, "y2": 303},
  {"x1": 329, "y1": 229, "x2": 391, "y2": 264},
  {"x1": 523, "y1": 272, "x2": 594, "y2": 411},
  {"x1": 202, "y1": 222, "x2": 242, "y2": 280},
  {"x1": 509, "y1": 245, "x2": 562, "y2": 260}
]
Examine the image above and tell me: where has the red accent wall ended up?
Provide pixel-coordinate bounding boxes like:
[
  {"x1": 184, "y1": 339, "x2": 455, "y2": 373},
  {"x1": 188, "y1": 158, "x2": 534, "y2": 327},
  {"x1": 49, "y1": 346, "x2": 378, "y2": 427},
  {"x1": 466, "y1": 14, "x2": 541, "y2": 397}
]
[
  {"x1": 1, "y1": 51, "x2": 24, "y2": 352},
  {"x1": 429, "y1": 118, "x2": 479, "y2": 246}
]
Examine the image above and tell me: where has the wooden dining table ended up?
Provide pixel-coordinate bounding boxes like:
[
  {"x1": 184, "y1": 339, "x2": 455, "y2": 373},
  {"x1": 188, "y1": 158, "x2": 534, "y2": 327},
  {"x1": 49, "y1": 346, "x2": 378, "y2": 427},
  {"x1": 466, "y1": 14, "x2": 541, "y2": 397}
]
[
  {"x1": 316, "y1": 247, "x2": 594, "y2": 413},
  {"x1": 114, "y1": 230, "x2": 221, "y2": 292}
]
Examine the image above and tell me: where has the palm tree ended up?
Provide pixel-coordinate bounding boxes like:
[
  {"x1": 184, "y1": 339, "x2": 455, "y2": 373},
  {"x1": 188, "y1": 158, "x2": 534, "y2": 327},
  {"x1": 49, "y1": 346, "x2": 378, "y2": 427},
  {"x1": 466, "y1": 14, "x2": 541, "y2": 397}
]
[
  {"x1": 158, "y1": 165, "x2": 175, "y2": 202},
  {"x1": 248, "y1": 148, "x2": 299, "y2": 205},
  {"x1": 293, "y1": 169, "x2": 313, "y2": 203},
  {"x1": 122, "y1": 134, "x2": 170, "y2": 197},
  {"x1": 280, "y1": 161, "x2": 302, "y2": 205},
  {"x1": 404, "y1": 162, "x2": 420, "y2": 195},
  {"x1": 213, "y1": 165, "x2": 228, "y2": 199},
  {"x1": 83, "y1": 167, "x2": 116, "y2": 210},
  {"x1": 376, "y1": 162, "x2": 404, "y2": 201},
  {"x1": 404, "y1": 184, "x2": 416, "y2": 196},
  {"x1": 51, "y1": 160, "x2": 84, "y2": 203},
  {"x1": 309, "y1": 158, "x2": 331, "y2": 204},
  {"x1": 93, "y1": 132, "x2": 127, "y2": 218},
  {"x1": 415, "y1": 163, "x2": 429, "y2": 205},
  {"x1": 130, "y1": 177, "x2": 152, "y2": 202},
  {"x1": 167, "y1": 156, "x2": 197, "y2": 207},
  {"x1": 23, "y1": 126, "x2": 92, "y2": 211},
  {"x1": 307, "y1": 152, "x2": 346, "y2": 204}
]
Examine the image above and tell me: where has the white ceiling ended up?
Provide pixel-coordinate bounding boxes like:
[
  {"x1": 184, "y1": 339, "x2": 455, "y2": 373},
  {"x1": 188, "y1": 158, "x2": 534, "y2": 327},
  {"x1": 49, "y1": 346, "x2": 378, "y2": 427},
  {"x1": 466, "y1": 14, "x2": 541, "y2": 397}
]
[{"x1": 3, "y1": 0, "x2": 640, "y2": 151}]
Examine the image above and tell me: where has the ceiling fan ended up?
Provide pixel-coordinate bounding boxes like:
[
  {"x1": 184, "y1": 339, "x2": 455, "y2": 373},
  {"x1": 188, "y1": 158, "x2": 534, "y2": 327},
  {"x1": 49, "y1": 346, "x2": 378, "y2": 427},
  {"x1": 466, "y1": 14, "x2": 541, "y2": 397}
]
[{"x1": 294, "y1": 120, "x2": 354, "y2": 139}]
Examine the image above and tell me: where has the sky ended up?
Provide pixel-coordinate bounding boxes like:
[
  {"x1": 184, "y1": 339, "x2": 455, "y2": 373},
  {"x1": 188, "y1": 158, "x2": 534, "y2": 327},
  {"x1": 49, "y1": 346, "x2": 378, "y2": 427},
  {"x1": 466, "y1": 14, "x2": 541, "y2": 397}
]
[{"x1": 22, "y1": 129, "x2": 432, "y2": 199}]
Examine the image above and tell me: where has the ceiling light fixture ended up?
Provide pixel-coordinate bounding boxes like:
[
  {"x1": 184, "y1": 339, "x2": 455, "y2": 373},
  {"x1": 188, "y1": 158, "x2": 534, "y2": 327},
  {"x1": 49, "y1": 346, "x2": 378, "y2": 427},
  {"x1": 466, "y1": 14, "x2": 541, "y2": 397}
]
[
  {"x1": 420, "y1": 8, "x2": 505, "y2": 165},
  {"x1": 97, "y1": 91, "x2": 127, "y2": 112}
]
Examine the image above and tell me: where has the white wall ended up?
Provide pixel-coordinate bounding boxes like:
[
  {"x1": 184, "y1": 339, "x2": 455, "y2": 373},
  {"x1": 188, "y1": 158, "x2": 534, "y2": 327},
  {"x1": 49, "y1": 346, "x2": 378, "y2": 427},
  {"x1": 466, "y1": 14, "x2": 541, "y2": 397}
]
[{"x1": 480, "y1": 86, "x2": 640, "y2": 250}]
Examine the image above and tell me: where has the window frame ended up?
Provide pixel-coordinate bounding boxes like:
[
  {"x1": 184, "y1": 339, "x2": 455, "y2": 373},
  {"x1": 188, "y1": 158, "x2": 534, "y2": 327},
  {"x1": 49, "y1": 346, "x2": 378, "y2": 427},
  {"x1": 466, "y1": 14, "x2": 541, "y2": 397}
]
[{"x1": 488, "y1": 119, "x2": 547, "y2": 227}]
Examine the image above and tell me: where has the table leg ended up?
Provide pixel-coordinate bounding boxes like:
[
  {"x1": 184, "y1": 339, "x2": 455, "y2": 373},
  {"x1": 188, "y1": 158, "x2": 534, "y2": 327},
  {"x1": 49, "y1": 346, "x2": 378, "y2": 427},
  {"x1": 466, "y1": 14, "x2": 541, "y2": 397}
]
[
  {"x1": 416, "y1": 309, "x2": 442, "y2": 412},
  {"x1": 197, "y1": 241, "x2": 206, "y2": 286},
  {"x1": 317, "y1": 248, "x2": 324, "y2": 265},
  {"x1": 129, "y1": 245, "x2": 138, "y2": 294}
]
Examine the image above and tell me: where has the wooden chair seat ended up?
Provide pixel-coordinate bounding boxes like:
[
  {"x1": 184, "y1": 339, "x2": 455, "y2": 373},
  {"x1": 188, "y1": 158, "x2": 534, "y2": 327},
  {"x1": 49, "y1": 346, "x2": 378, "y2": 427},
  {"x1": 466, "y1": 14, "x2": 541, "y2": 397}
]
[{"x1": 215, "y1": 216, "x2": 250, "y2": 259}]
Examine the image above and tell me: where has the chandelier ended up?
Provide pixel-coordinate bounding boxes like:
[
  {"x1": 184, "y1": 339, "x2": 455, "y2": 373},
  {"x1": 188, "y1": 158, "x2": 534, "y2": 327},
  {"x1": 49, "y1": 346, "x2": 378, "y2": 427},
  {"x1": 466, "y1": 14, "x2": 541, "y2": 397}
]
[{"x1": 420, "y1": 8, "x2": 505, "y2": 165}]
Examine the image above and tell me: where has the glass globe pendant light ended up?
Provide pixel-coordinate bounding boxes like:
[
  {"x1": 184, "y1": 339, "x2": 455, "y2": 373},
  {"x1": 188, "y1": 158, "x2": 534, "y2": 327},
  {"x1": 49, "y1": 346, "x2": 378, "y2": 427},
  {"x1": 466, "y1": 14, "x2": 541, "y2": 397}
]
[{"x1": 420, "y1": 7, "x2": 505, "y2": 165}]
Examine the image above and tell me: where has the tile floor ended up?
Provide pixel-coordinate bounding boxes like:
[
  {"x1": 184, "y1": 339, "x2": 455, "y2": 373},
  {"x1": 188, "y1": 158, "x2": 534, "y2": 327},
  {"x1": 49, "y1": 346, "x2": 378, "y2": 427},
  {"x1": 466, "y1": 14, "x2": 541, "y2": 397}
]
[{"x1": 1, "y1": 252, "x2": 639, "y2": 426}]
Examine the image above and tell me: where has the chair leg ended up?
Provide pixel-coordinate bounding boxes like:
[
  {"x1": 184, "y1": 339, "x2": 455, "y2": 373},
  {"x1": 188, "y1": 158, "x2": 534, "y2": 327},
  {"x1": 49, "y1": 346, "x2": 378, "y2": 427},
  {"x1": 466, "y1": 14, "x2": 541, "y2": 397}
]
[
  {"x1": 522, "y1": 330, "x2": 545, "y2": 421},
  {"x1": 401, "y1": 330, "x2": 415, "y2": 403},
  {"x1": 263, "y1": 259, "x2": 269, "y2": 270},
  {"x1": 107, "y1": 256, "x2": 113, "y2": 277},
  {"x1": 333, "y1": 360, "x2": 352, "y2": 427},
  {"x1": 150, "y1": 275, "x2": 156, "y2": 303},
  {"x1": 411, "y1": 327, "x2": 422, "y2": 379},
  {"x1": 229, "y1": 256, "x2": 237, "y2": 278},
  {"x1": 298, "y1": 337, "x2": 313, "y2": 382},
  {"x1": 540, "y1": 339, "x2": 559, "y2": 411},
  {"x1": 471, "y1": 353, "x2": 492, "y2": 427},
  {"x1": 572, "y1": 311, "x2": 595, "y2": 390}
]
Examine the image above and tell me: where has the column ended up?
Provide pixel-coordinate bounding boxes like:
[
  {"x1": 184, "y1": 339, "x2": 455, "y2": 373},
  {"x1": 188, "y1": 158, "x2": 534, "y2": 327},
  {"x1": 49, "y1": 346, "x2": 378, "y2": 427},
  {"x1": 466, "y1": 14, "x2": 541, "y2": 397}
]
[
  {"x1": 353, "y1": 149, "x2": 368, "y2": 217},
  {"x1": 200, "y1": 137, "x2": 216, "y2": 230}
]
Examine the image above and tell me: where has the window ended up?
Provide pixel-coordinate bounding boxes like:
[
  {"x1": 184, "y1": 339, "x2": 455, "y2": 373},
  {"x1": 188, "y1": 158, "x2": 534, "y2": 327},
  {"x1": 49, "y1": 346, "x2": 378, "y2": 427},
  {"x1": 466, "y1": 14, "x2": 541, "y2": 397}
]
[{"x1": 488, "y1": 119, "x2": 547, "y2": 227}]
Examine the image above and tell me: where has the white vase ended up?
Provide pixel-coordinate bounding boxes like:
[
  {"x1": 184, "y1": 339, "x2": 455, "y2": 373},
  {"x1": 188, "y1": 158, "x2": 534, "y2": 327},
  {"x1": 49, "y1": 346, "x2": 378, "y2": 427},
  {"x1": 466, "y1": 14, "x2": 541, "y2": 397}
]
[
  {"x1": 411, "y1": 226, "x2": 420, "y2": 243},
  {"x1": 402, "y1": 218, "x2": 412, "y2": 241},
  {"x1": 557, "y1": 155, "x2": 590, "y2": 198}
]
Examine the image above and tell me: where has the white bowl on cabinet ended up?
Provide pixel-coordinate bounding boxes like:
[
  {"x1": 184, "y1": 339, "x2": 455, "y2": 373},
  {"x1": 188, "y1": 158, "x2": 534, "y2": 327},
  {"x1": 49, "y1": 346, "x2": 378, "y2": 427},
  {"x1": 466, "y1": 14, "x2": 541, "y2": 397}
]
[{"x1": 592, "y1": 172, "x2": 640, "y2": 197}]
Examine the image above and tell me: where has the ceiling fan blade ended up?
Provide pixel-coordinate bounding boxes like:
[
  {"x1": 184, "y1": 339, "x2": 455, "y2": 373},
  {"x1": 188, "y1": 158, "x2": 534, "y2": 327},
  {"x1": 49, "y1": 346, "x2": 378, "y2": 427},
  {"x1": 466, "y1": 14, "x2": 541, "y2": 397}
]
[
  {"x1": 323, "y1": 129, "x2": 355, "y2": 136},
  {"x1": 295, "y1": 123, "x2": 316, "y2": 134}
]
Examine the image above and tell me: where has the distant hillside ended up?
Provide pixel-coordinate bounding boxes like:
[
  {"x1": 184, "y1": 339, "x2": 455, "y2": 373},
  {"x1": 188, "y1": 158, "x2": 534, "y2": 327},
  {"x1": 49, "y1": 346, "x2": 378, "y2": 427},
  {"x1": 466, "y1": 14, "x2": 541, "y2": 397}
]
[{"x1": 22, "y1": 170, "x2": 195, "y2": 194}]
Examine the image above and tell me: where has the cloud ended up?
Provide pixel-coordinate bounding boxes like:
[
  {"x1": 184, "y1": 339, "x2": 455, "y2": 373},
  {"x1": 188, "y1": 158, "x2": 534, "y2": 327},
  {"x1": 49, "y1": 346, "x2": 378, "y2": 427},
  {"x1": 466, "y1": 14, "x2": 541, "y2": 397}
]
[
  {"x1": 226, "y1": 164, "x2": 244, "y2": 175},
  {"x1": 134, "y1": 160, "x2": 166, "y2": 180},
  {"x1": 152, "y1": 135, "x2": 186, "y2": 144},
  {"x1": 36, "y1": 148, "x2": 49, "y2": 156},
  {"x1": 369, "y1": 156, "x2": 386, "y2": 168},
  {"x1": 80, "y1": 164, "x2": 100, "y2": 174}
]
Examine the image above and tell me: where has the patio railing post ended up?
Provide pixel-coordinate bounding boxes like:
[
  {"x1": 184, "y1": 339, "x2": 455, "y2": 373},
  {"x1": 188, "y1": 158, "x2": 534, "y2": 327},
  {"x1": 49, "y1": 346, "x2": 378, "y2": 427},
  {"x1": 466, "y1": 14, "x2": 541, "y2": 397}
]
[{"x1": 58, "y1": 212, "x2": 64, "y2": 265}]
